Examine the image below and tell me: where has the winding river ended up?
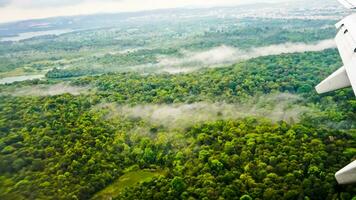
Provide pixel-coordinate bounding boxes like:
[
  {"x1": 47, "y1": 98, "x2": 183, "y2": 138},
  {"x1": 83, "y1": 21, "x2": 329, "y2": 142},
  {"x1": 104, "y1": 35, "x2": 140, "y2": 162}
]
[{"x1": 0, "y1": 75, "x2": 45, "y2": 84}]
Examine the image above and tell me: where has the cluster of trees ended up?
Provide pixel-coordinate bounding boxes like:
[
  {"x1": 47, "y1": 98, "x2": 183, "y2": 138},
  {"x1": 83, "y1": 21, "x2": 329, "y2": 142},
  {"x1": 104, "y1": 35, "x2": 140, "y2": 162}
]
[
  {"x1": 0, "y1": 95, "x2": 176, "y2": 199},
  {"x1": 46, "y1": 48, "x2": 180, "y2": 78},
  {"x1": 0, "y1": 5, "x2": 353, "y2": 200},
  {"x1": 0, "y1": 57, "x2": 27, "y2": 74},
  {"x1": 0, "y1": 16, "x2": 336, "y2": 78},
  {"x1": 0, "y1": 49, "x2": 355, "y2": 199},
  {"x1": 75, "y1": 49, "x2": 341, "y2": 103},
  {"x1": 117, "y1": 119, "x2": 356, "y2": 200},
  {"x1": 184, "y1": 19, "x2": 336, "y2": 50},
  {"x1": 45, "y1": 67, "x2": 103, "y2": 79},
  {"x1": 73, "y1": 49, "x2": 355, "y2": 129}
]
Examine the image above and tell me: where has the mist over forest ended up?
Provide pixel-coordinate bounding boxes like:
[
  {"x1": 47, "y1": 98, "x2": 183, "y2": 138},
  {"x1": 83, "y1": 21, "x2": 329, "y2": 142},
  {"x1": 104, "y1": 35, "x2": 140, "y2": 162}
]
[{"x1": 0, "y1": 0, "x2": 355, "y2": 200}]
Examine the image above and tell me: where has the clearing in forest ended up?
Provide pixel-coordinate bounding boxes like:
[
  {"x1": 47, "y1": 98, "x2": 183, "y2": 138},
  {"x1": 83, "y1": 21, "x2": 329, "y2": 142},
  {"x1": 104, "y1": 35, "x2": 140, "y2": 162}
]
[{"x1": 91, "y1": 169, "x2": 166, "y2": 200}]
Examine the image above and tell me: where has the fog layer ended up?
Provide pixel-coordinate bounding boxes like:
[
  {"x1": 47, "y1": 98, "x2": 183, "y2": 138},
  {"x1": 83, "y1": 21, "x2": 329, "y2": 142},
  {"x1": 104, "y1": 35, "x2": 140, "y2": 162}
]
[
  {"x1": 97, "y1": 93, "x2": 312, "y2": 130},
  {"x1": 159, "y1": 39, "x2": 335, "y2": 73}
]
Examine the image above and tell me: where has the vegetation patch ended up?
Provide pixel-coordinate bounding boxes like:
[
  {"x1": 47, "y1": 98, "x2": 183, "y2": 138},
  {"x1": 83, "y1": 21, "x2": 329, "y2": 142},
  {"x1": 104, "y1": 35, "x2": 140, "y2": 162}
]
[{"x1": 92, "y1": 169, "x2": 166, "y2": 200}]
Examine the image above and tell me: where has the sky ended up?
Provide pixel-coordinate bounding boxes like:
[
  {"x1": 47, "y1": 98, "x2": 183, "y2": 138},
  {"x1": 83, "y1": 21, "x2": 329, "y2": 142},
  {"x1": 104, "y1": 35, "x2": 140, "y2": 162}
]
[{"x1": 0, "y1": 0, "x2": 289, "y2": 23}]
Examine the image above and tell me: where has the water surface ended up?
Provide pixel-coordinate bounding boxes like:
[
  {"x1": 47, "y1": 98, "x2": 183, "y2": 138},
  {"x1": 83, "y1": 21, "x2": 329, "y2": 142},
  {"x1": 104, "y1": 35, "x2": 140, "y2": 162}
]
[
  {"x1": 0, "y1": 29, "x2": 73, "y2": 42},
  {"x1": 0, "y1": 75, "x2": 45, "y2": 84}
]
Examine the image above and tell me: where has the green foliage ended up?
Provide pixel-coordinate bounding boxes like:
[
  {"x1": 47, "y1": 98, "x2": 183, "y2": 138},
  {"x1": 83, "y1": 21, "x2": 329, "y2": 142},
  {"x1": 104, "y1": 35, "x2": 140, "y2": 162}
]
[
  {"x1": 0, "y1": 40, "x2": 355, "y2": 200},
  {"x1": 0, "y1": 16, "x2": 336, "y2": 78},
  {"x1": 240, "y1": 195, "x2": 253, "y2": 200},
  {"x1": 92, "y1": 169, "x2": 165, "y2": 200},
  {"x1": 83, "y1": 50, "x2": 340, "y2": 102},
  {"x1": 72, "y1": 49, "x2": 354, "y2": 129},
  {"x1": 0, "y1": 95, "x2": 174, "y2": 199},
  {"x1": 115, "y1": 120, "x2": 356, "y2": 200},
  {"x1": 171, "y1": 177, "x2": 186, "y2": 193}
]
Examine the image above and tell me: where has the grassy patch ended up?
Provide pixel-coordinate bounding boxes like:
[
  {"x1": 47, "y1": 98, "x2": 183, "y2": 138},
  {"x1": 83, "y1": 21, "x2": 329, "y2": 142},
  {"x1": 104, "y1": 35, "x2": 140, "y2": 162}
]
[
  {"x1": 91, "y1": 169, "x2": 166, "y2": 200},
  {"x1": 0, "y1": 68, "x2": 28, "y2": 78}
]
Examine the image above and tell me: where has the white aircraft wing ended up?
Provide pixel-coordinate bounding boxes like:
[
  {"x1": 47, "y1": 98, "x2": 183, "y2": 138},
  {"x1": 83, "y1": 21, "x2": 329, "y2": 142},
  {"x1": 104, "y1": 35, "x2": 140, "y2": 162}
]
[
  {"x1": 315, "y1": 66, "x2": 351, "y2": 93},
  {"x1": 315, "y1": 0, "x2": 356, "y2": 185},
  {"x1": 338, "y1": 0, "x2": 356, "y2": 9},
  {"x1": 316, "y1": 14, "x2": 356, "y2": 95},
  {"x1": 335, "y1": 160, "x2": 356, "y2": 184},
  {"x1": 344, "y1": 57, "x2": 356, "y2": 94}
]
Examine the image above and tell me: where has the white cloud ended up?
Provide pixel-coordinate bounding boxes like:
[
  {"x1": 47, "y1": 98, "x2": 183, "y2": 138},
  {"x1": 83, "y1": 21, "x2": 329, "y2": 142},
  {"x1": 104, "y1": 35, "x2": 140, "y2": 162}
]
[
  {"x1": 97, "y1": 93, "x2": 311, "y2": 130},
  {"x1": 158, "y1": 39, "x2": 336, "y2": 73}
]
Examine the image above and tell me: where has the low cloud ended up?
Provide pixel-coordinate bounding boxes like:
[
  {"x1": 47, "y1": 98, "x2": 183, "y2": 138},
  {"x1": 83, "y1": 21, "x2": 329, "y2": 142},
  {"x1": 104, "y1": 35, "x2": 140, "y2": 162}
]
[
  {"x1": 96, "y1": 93, "x2": 313, "y2": 130},
  {"x1": 158, "y1": 39, "x2": 336, "y2": 73}
]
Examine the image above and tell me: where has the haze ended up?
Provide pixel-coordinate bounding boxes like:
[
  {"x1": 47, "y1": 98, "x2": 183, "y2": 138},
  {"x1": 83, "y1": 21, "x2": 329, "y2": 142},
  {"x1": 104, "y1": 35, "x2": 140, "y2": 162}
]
[{"x1": 0, "y1": 0, "x2": 290, "y2": 23}]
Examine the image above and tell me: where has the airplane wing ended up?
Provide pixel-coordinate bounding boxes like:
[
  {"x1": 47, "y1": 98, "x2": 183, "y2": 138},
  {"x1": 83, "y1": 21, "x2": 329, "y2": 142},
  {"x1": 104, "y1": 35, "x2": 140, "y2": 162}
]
[
  {"x1": 338, "y1": 0, "x2": 356, "y2": 9},
  {"x1": 335, "y1": 160, "x2": 356, "y2": 184},
  {"x1": 315, "y1": 14, "x2": 356, "y2": 95},
  {"x1": 315, "y1": 0, "x2": 356, "y2": 185},
  {"x1": 315, "y1": 66, "x2": 351, "y2": 93},
  {"x1": 344, "y1": 57, "x2": 356, "y2": 95}
]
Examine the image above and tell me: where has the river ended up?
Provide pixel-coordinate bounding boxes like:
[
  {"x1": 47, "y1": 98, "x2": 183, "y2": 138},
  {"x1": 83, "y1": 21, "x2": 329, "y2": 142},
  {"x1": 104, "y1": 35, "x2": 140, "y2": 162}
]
[
  {"x1": 0, "y1": 75, "x2": 45, "y2": 84},
  {"x1": 0, "y1": 29, "x2": 73, "y2": 42}
]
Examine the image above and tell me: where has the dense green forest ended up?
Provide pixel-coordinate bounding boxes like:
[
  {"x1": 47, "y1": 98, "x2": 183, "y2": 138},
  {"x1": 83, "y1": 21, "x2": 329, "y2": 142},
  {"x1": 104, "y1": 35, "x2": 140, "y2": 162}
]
[
  {"x1": 117, "y1": 119, "x2": 355, "y2": 200},
  {"x1": 71, "y1": 49, "x2": 355, "y2": 129},
  {"x1": 0, "y1": 49, "x2": 355, "y2": 199},
  {"x1": 0, "y1": 2, "x2": 355, "y2": 199},
  {"x1": 0, "y1": 17, "x2": 337, "y2": 79}
]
